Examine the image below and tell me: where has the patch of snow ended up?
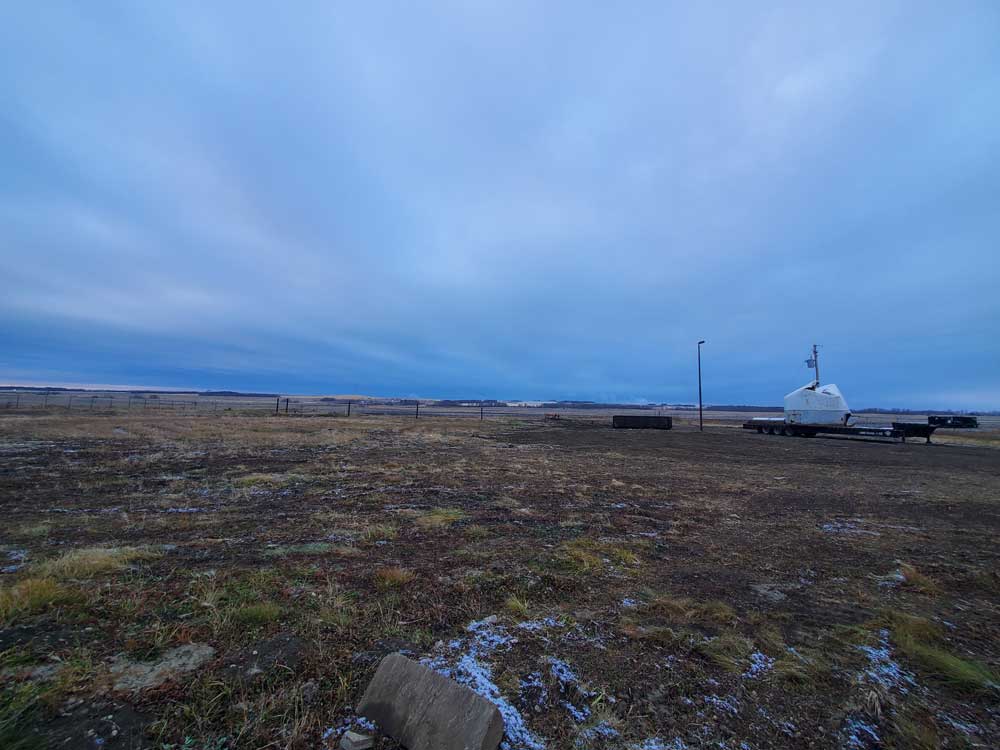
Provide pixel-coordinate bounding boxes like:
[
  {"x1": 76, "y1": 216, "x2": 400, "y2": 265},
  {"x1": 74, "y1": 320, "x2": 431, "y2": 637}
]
[
  {"x1": 703, "y1": 694, "x2": 739, "y2": 715},
  {"x1": 877, "y1": 569, "x2": 905, "y2": 588},
  {"x1": 941, "y1": 715, "x2": 979, "y2": 735},
  {"x1": 820, "y1": 521, "x2": 880, "y2": 536},
  {"x1": 629, "y1": 740, "x2": 688, "y2": 750},
  {"x1": 549, "y1": 658, "x2": 582, "y2": 691},
  {"x1": 3, "y1": 549, "x2": 28, "y2": 574},
  {"x1": 857, "y1": 630, "x2": 915, "y2": 693},
  {"x1": 742, "y1": 651, "x2": 774, "y2": 679},
  {"x1": 578, "y1": 721, "x2": 618, "y2": 742},
  {"x1": 423, "y1": 617, "x2": 544, "y2": 750},
  {"x1": 563, "y1": 701, "x2": 590, "y2": 723},
  {"x1": 843, "y1": 717, "x2": 879, "y2": 748},
  {"x1": 518, "y1": 617, "x2": 561, "y2": 632},
  {"x1": 620, "y1": 598, "x2": 638, "y2": 609},
  {"x1": 163, "y1": 507, "x2": 205, "y2": 513}
]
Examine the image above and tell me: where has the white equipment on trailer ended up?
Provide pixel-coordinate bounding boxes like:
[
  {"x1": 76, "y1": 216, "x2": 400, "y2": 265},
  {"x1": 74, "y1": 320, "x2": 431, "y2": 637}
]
[{"x1": 741, "y1": 345, "x2": 976, "y2": 443}]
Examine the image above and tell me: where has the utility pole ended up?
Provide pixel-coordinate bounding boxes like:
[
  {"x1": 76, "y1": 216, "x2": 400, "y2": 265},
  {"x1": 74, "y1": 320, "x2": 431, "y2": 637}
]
[
  {"x1": 813, "y1": 344, "x2": 820, "y2": 385},
  {"x1": 698, "y1": 340, "x2": 706, "y2": 432}
]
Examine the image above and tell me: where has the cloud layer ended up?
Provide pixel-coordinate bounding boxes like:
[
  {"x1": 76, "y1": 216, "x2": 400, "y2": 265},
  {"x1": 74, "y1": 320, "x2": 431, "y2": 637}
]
[{"x1": 2, "y1": 2, "x2": 999, "y2": 407}]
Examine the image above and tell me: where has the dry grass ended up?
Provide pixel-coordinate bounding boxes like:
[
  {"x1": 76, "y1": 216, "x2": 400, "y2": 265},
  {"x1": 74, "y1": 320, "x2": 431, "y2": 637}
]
[
  {"x1": 361, "y1": 523, "x2": 398, "y2": 543},
  {"x1": 415, "y1": 508, "x2": 466, "y2": 529},
  {"x1": 505, "y1": 595, "x2": 530, "y2": 618},
  {"x1": 649, "y1": 595, "x2": 737, "y2": 626},
  {"x1": 36, "y1": 546, "x2": 162, "y2": 578},
  {"x1": 0, "y1": 578, "x2": 82, "y2": 624},
  {"x1": 374, "y1": 567, "x2": 415, "y2": 589},
  {"x1": 881, "y1": 612, "x2": 998, "y2": 693},
  {"x1": 899, "y1": 563, "x2": 941, "y2": 595}
]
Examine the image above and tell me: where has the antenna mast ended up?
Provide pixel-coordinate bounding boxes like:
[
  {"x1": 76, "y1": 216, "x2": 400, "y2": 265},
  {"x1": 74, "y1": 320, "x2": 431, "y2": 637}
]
[{"x1": 812, "y1": 344, "x2": 820, "y2": 385}]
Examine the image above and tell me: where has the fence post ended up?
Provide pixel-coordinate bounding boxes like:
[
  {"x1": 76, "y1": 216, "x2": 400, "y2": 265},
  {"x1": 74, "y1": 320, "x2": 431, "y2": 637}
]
[
  {"x1": 347, "y1": 402, "x2": 351, "y2": 417},
  {"x1": 68, "y1": 395, "x2": 74, "y2": 410},
  {"x1": 284, "y1": 398, "x2": 289, "y2": 415},
  {"x1": 15, "y1": 394, "x2": 20, "y2": 409},
  {"x1": 415, "y1": 402, "x2": 420, "y2": 419},
  {"x1": 275, "y1": 397, "x2": 280, "y2": 415},
  {"x1": 481, "y1": 405, "x2": 484, "y2": 421}
]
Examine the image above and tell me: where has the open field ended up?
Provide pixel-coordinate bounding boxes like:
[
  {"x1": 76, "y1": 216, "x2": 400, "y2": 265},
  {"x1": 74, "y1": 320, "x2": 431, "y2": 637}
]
[{"x1": 1, "y1": 413, "x2": 998, "y2": 749}]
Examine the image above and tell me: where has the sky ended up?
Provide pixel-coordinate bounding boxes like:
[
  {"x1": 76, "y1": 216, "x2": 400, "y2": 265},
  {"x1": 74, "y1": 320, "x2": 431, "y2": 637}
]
[{"x1": 2, "y1": 2, "x2": 999, "y2": 409}]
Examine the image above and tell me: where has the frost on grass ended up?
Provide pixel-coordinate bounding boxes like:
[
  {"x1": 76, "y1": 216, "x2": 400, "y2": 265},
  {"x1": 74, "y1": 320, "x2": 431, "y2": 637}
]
[
  {"x1": 518, "y1": 617, "x2": 561, "y2": 632},
  {"x1": 2, "y1": 549, "x2": 28, "y2": 574},
  {"x1": 844, "y1": 717, "x2": 880, "y2": 749},
  {"x1": 423, "y1": 617, "x2": 545, "y2": 750},
  {"x1": 629, "y1": 740, "x2": 688, "y2": 750},
  {"x1": 549, "y1": 657, "x2": 592, "y2": 723},
  {"x1": 321, "y1": 715, "x2": 377, "y2": 745},
  {"x1": 742, "y1": 651, "x2": 774, "y2": 679},
  {"x1": 820, "y1": 520, "x2": 880, "y2": 536},
  {"x1": 840, "y1": 630, "x2": 916, "y2": 748},
  {"x1": 857, "y1": 630, "x2": 915, "y2": 693},
  {"x1": 703, "y1": 694, "x2": 740, "y2": 715},
  {"x1": 577, "y1": 721, "x2": 619, "y2": 744},
  {"x1": 876, "y1": 568, "x2": 906, "y2": 588}
]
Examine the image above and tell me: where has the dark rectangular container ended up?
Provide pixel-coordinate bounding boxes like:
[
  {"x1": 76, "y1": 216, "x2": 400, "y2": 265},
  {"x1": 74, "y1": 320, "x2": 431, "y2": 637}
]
[{"x1": 612, "y1": 415, "x2": 673, "y2": 430}]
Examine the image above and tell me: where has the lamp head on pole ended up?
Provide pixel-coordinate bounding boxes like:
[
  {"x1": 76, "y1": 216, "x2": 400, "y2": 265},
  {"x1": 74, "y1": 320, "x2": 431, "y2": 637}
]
[{"x1": 698, "y1": 340, "x2": 706, "y2": 346}]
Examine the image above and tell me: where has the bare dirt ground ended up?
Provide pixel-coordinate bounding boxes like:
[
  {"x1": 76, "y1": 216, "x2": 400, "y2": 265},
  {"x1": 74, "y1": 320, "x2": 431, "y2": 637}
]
[{"x1": 1, "y1": 412, "x2": 997, "y2": 749}]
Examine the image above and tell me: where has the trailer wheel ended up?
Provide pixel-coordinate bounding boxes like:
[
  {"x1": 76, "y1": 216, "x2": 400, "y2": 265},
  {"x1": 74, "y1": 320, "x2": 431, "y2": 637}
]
[
  {"x1": 756, "y1": 426, "x2": 763, "y2": 434},
  {"x1": 767, "y1": 426, "x2": 776, "y2": 435}
]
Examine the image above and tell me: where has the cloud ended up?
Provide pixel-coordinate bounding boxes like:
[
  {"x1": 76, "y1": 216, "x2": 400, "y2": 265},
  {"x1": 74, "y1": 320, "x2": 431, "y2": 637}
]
[{"x1": 1, "y1": 1, "x2": 998, "y2": 408}]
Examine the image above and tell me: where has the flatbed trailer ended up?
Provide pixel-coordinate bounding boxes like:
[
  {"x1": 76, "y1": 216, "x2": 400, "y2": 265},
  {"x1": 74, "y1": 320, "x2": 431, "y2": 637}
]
[{"x1": 743, "y1": 416, "x2": 978, "y2": 444}]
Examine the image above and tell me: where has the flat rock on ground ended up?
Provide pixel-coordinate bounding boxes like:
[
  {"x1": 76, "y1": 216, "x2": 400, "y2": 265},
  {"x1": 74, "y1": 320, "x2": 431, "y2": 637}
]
[
  {"x1": 358, "y1": 652, "x2": 503, "y2": 750},
  {"x1": 111, "y1": 643, "x2": 215, "y2": 692}
]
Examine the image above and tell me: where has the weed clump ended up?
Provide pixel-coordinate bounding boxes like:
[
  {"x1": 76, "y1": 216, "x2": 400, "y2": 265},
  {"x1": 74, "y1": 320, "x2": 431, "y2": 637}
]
[
  {"x1": 415, "y1": 508, "x2": 466, "y2": 529},
  {"x1": 232, "y1": 602, "x2": 282, "y2": 625},
  {"x1": 881, "y1": 612, "x2": 997, "y2": 693},
  {"x1": 374, "y1": 567, "x2": 415, "y2": 589},
  {"x1": 505, "y1": 595, "x2": 530, "y2": 618},
  {"x1": 37, "y1": 547, "x2": 161, "y2": 578},
  {"x1": 898, "y1": 564, "x2": 941, "y2": 595},
  {"x1": 362, "y1": 524, "x2": 398, "y2": 543},
  {"x1": 0, "y1": 578, "x2": 82, "y2": 624}
]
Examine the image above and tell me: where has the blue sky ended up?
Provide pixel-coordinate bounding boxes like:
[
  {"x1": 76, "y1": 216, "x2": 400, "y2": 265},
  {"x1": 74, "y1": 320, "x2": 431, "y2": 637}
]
[{"x1": 2, "y1": 2, "x2": 999, "y2": 408}]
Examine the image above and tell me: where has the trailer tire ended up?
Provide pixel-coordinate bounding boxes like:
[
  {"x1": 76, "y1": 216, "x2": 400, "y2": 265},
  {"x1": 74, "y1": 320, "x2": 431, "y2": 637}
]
[
  {"x1": 767, "y1": 426, "x2": 776, "y2": 435},
  {"x1": 756, "y1": 426, "x2": 763, "y2": 434}
]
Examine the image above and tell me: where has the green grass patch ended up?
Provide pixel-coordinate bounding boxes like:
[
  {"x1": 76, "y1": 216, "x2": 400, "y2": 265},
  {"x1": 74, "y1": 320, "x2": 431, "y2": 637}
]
[
  {"x1": 231, "y1": 602, "x2": 283, "y2": 625},
  {"x1": 0, "y1": 683, "x2": 46, "y2": 750},
  {"x1": 880, "y1": 612, "x2": 998, "y2": 693}
]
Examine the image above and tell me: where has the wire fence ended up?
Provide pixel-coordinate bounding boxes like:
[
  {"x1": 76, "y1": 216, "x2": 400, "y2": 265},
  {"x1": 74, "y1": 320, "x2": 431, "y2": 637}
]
[
  {"x1": 0, "y1": 391, "x2": 677, "y2": 422},
  {"x1": 1, "y1": 391, "x2": 997, "y2": 428}
]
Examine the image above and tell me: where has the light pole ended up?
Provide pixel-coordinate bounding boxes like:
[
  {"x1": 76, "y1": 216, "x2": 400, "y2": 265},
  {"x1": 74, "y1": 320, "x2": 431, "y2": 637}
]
[{"x1": 697, "y1": 340, "x2": 706, "y2": 432}]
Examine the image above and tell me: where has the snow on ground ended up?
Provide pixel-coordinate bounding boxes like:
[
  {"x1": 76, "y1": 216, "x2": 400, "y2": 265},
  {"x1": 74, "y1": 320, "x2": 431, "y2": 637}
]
[{"x1": 423, "y1": 616, "x2": 545, "y2": 750}]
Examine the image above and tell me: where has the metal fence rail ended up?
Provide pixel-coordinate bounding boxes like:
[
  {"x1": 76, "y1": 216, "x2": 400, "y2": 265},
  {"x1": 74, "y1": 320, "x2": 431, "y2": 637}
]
[{"x1": 1, "y1": 391, "x2": 997, "y2": 428}]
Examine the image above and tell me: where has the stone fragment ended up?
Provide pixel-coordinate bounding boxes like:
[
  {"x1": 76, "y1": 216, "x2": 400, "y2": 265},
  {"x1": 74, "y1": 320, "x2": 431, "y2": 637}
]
[
  {"x1": 111, "y1": 643, "x2": 215, "y2": 692},
  {"x1": 358, "y1": 652, "x2": 503, "y2": 750},
  {"x1": 339, "y1": 730, "x2": 374, "y2": 750}
]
